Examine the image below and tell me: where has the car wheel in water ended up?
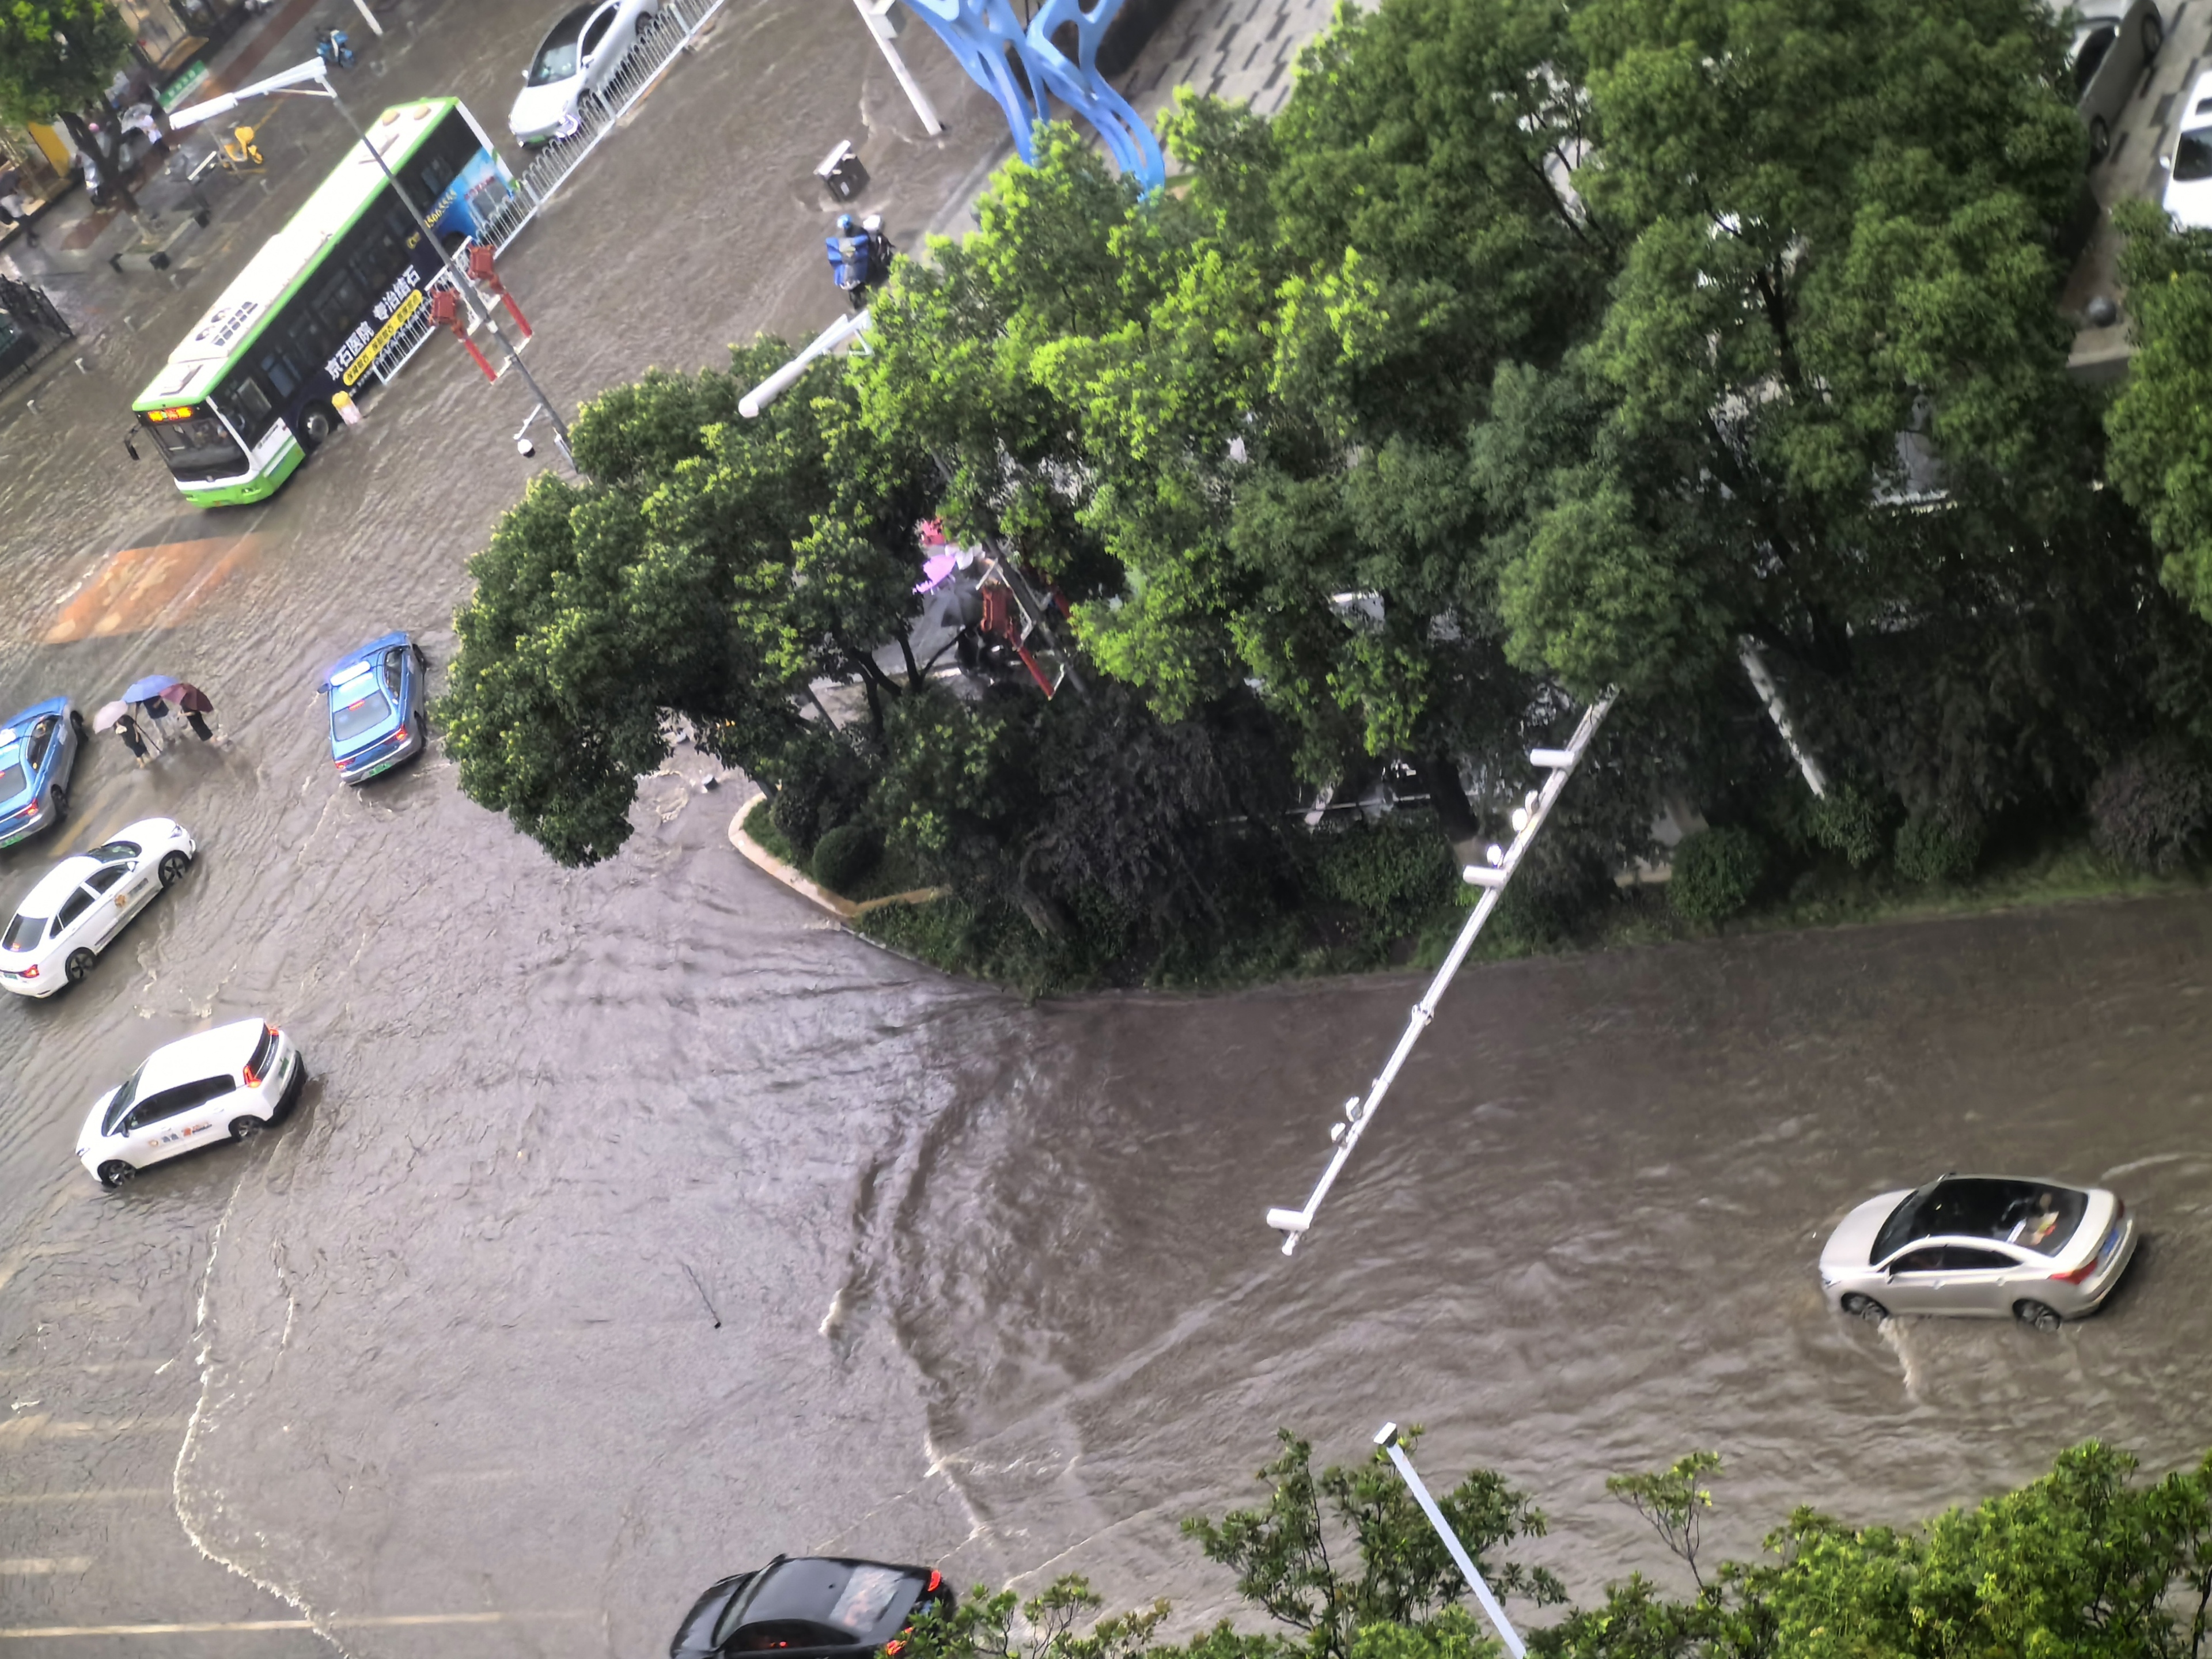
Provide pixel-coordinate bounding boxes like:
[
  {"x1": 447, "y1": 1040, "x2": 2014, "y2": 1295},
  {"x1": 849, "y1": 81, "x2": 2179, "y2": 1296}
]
[
  {"x1": 1842, "y1": 1294, "x2": 1888, "y2": 1323},
  {"x1": 64, "y1": 949, "x2": 93, "y2": 986},
  {"x1": 229, "y1": 1116, "x2": 265, "y2": 1142},
  {"x1": 70, "y1": 707, "x2": 87, "y2": 741},
  {"x1": 2015, "y1": 1300, "x2": 2064, "y2": 1333},
  {"x1": 2144, "y1": 12, "x2": 2164, "y2": 57},
  {"x1": 2089, "y1": 116, "x2": 2112, "y2": 162},
  {"x1": 98, "y1": 1161, "x2": 136, "y2": 1189},
  {"x1": 158, "y1": 850, "x2": 190, "y2": 887},
  {"x1": 48, "y1": 783, "x2": 66, "y2": 822},
  {"x1": 300, "y1": 406, "x2": 332, "y2": 448}
]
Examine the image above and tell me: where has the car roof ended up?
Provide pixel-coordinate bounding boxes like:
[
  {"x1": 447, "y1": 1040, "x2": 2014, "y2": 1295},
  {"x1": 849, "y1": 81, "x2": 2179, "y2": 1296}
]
[
  {"x1": 12, "y1": 856, "x2": 101, "y2": 915},
  {"x1": 737, "y1": 1558, "x2": 928, "y2": 1638},
  {"x1": 319, "y1": 631, "x2": 411, "y2": 691},
  {"x1": 137, "y1": 1019, "x2": 267, "y2": 1091}
]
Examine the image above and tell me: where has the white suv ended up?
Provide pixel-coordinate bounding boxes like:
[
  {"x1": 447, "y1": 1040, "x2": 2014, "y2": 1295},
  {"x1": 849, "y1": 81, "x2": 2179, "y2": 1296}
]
[{"x1": 76, "y1": 1019, "x2": 304, "y2": 1188}]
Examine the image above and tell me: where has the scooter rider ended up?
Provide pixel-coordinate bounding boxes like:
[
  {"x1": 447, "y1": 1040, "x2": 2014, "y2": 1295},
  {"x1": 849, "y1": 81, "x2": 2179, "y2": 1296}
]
[{"x1": 825, "y1": 212, "x2": 871, "y2": 307}]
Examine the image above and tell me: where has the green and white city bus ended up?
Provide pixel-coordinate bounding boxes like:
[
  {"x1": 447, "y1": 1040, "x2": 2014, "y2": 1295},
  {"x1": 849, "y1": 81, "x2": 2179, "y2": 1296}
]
[{"x1": 131, "y1": 98, "x2": 516, "y2": 507}]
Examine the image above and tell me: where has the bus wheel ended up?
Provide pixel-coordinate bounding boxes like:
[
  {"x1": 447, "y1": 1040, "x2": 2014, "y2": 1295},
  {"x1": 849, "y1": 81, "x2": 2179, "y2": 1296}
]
[{"x1": 300, "y1": 406, "x2": 332, "y2": 448}]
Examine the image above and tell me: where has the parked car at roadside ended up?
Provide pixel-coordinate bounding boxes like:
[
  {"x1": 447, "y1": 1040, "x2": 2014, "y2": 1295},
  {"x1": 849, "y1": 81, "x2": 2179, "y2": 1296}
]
[
  {"x1": 1819, "y1": 1173, "x2": 2138, "y2": 1331},
  {"x1": 0, "y1": 819, "x2": 196, "y2": 996},
  {"x1": 0, "y1": 698, "x2": 85, "y2": 850},
  {"x1": 2061, "y1": 0, "x2": 2163, "y2": 162},
  {"x1": 509, "y1": 0, "x2": 661, "y2": 146},
  {"x1": 671, "y1": 1556, "x2": 952, "y2": 1659},
  {"x1": 76, "y1": 1019, "x2": 305, "y2": 1188},
  {"x1": 2162, "y1": 69, "x2": 2212, "y2": 225}
]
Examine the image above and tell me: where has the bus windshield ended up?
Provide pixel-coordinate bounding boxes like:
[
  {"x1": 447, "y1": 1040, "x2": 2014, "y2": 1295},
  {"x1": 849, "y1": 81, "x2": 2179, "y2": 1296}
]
[{"x1": 142, "y1": 411, "x2": 246, "y2": 478}]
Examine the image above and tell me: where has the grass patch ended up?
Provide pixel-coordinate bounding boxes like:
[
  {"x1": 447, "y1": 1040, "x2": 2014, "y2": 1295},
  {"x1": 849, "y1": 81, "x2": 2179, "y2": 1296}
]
[{"x1": 742, "y1": 794, "x2": 799, "y2": 868}]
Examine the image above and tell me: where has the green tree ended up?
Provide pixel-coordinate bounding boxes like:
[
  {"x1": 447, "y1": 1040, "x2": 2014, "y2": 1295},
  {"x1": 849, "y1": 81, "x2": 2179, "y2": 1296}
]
[
  {"x1": 0, "y1": 1, "x2": 146, "y2": 219},
  {"x1": 2107, "y1": 200, "x2": 2212, "y2": 623},
  {"x1": 437, "y1": 344, "x2": 941, "y2": 866}
]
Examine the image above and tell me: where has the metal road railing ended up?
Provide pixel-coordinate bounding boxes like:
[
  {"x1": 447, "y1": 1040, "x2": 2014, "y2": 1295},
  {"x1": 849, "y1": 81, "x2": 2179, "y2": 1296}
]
[{"x1": 363, "y1": 0, "x2": 727, "y2": 386}]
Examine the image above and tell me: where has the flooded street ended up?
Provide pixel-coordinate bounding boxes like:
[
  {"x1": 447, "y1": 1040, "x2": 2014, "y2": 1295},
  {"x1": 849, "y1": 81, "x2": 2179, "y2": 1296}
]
[{"x1": 2, "y1": 2, "x2": 2210, "y2": 1654}]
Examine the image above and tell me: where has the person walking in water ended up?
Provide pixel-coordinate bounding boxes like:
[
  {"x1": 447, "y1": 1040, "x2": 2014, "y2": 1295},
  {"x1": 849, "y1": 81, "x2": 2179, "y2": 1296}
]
[
  {"x1": 176, "y1": 683, "x2": 215, "y2": 741},
  {"x1": 115, "y1": 711, "x2": 150, "y2": 766}
]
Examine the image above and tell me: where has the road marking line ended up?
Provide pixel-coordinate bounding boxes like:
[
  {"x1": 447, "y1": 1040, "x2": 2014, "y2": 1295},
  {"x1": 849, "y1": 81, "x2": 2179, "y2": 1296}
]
[
  {"x1": 0, "y1": 1559, "x2": 92, "y2": 1575},
  {"x1": 0, "y1": 1610, "x2": 587, "y2": 1638},
  {"x1": 0, "y1": 1488, "x2": 166, "y2": 1507},
  {"x1": 0, "y1": 1414, "x2": 189, "y2": 1442}
]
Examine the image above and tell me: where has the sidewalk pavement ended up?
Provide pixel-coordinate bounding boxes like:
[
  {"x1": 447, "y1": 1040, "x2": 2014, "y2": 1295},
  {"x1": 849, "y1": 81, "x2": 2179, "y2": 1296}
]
[
  {"x1": 0, "y1": 0, "x2": 373, "y2": 275},
  {"x1": 1123, "y1": 0, "x2": 1357, "y2": 122}
]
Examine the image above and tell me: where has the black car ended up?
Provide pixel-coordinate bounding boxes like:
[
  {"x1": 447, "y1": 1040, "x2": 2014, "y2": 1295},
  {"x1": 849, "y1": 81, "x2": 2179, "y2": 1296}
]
[{"x1": 673, "y1": 1556, "x2": 951, "y2": 1659}]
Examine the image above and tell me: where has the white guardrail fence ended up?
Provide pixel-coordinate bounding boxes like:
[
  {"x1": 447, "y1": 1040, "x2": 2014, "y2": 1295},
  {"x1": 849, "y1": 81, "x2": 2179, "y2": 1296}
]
[{"x1": 365, "y1": 0, "x2": 728, "y2": 387}]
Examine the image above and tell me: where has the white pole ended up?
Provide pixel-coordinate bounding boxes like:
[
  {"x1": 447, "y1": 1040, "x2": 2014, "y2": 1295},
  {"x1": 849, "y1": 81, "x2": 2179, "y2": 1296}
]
[
  {"x1": 1265, "y1": 691, "x2": 1617, "y2": 1255},
  {"x1": 1374, "y1": 1425, "x2": 1527, "y2": 1659},
  {"x1": 853, "y1": 0, "x2": 943, "y2": 135},
  {"x1": 1738, "y1": 639, "x2": 1827, "y2": 798},
  {"x1": 351, "y1": 0, "x2": 385, "y2": 37},
  {"x1": 739, "y1": 308, "x2": 871, "y2": 418}
]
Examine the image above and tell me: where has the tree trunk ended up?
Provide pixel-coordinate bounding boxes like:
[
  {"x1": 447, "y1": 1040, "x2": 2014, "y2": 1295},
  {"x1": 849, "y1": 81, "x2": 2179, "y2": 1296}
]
[
  {"x1": 1417, "y1": 750, "x2": 1482, "y2": 845},
  {"x1": 59, "y1": 111, "x2": 147, "y2": 229}
]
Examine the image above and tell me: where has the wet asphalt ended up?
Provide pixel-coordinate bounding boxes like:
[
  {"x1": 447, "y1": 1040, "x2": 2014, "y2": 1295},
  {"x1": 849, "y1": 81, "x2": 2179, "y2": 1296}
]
[{"x1": 1, "y1": 3, "x2": 2210, "y2": 1655}]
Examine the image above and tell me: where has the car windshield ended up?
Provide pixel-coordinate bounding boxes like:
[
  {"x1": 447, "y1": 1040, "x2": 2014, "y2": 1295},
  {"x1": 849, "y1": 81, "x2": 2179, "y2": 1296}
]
[
  {"x1": 1, "y1": 911, "x2": 44, "y2": 952},
  {"x1": 827, "y1": 1567, "x2": 907, "y2": 1635},
  {"x1": 330, "y1": 683, "x2": 393, "y2": 744},
  {"x1": 1874, "y1": 1177, "x2": 2086, "y2": 1263},
  {"x1": 2177, "y1": 128, "x2": 2212, "y2": 180},
  {"x1": 102, "y1": 1062, "x2": 151, "y2": 1135},
  {"x1": 528, "y1": 6, "x2": 590, "y2": 83},
  {"x1": 0, "y1": 762, "x2": 25, "y2": 802},
  {"x1": 90, "y1": 840, "x2": 142, "y2": 863}
]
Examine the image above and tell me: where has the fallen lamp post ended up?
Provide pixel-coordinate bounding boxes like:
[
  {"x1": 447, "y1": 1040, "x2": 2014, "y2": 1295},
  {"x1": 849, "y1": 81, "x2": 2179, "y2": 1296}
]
[{"x1": 1265, "y1": 691, "x2": 1618, "y2": 1255}]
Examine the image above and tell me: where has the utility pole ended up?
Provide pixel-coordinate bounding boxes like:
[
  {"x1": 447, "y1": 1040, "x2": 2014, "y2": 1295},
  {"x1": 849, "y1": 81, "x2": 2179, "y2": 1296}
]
[{"x1": 1373, "y1": 1424, "x2": 1527, "y2": 1659}]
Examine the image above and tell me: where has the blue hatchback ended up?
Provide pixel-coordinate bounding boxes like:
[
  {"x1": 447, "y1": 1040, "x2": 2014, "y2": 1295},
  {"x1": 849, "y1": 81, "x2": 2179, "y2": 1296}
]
[
  {"x1": 0, "y1": 698, "x2": 85, "y2": 849},
  {"x1": 319, "y1": 633, "x2": 429, "y2": 783}
]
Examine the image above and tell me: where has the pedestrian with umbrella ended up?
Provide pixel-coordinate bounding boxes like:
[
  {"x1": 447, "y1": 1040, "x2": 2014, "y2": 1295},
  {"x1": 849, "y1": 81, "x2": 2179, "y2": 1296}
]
[
  {"x1": 169, "y1": 683, "x2": 216, "y2": 741},
  {"x1": 123, "y1": 675, "x2": 181, "y2": 740},
  {"x1": 93, "y1": 699, "x2": 154, "y2": 766}
]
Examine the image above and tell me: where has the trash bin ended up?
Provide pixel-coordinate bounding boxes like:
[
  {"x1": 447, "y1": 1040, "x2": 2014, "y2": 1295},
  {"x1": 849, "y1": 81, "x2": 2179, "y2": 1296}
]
[{"x1": 815, "y1": 139, "x2": 868, "y2": 203}]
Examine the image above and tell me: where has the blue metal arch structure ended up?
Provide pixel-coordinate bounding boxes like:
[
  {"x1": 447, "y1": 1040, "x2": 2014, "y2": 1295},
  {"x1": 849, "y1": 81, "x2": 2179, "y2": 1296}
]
[{"x1": 898, "y1": 0, "x2": 1166, "y2": 192}]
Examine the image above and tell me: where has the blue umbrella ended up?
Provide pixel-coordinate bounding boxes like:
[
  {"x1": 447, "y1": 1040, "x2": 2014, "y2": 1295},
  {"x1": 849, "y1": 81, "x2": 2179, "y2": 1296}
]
[{"x1": 123, "y1": 675, "x2": 180, "y2": 704}]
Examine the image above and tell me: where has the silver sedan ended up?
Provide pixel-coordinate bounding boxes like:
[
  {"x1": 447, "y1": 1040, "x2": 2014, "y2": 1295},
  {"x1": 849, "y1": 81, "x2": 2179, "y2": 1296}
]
[{"x1": 1819, "y1": 1175, "x2": 2137, "y2": 1332}]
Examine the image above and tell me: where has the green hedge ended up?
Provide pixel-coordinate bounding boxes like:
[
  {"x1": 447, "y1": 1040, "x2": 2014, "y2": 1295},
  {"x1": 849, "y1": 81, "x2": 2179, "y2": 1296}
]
[{"x1": 1669, "y1": 826, "x2": 1766, "y2": 923}]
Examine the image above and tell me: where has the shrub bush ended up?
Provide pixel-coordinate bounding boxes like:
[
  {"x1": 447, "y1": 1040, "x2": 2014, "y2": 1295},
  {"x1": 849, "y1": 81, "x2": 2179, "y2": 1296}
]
[
  {"x1": 1893, "y1": 813, "x2": 1980, "y2": 884},
  {"x1": 1668, "y1": 827, "x2": 1766, "y2": 923},
  {"x1": 1313, "y1": 816, "x2": 1458, "y2": 935},
  {"x1": 811, "y1": 823, "x2": 883, "y2": 892},
  {"x1": 1809, "y1": 782, "x2": 1889, "y2": 868},
  {"x1": 2089, "y1": 736, "x2": 2212, "y2": 873}
]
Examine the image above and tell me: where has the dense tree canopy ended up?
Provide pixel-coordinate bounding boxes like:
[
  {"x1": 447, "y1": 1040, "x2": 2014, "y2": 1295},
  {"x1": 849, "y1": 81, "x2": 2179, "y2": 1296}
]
[{"x1": 442, "y1": 0, "x2": 2212, "y2": 983}]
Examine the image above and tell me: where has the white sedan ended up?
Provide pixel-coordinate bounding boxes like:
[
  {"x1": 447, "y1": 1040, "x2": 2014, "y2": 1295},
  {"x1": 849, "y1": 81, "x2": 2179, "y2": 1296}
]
[
  {"x1": 0, "y1": 819, "x2": 195, "y2": 997},
  {"x1": 509, "y1": 0, "x2": 660, "y2": 146},
  {"x1": 78, "y1": 1019, "x2": 304, "y2": 1188}
]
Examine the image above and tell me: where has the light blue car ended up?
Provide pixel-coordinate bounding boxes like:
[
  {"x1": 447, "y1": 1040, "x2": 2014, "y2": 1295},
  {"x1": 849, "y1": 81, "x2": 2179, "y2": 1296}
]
[
  {"x1": 319, "y1": 633, "x2": 429, "y2": 784},
  {"x1": 0, "y1": 698, "x2": 86, "y2": 850}
]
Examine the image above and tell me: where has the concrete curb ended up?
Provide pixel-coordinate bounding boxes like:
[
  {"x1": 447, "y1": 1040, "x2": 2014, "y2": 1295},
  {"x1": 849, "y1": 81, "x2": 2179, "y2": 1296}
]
[{"x1": 726, "y1": 789, "x2": 946, "y2": 920}]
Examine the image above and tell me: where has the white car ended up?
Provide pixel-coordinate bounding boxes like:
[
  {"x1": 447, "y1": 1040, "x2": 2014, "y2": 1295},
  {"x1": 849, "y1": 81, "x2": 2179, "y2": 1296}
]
[
  {"x1": 509, "y1": 0, "x2": 660, "y2": 146},
  {"x1": 0, "y1": 818, "x2": 196, "y2": 997},
  {"x1": 77, "y1": 1019, "x2": 304, "y2": 1188},
  {"x1": 2164, "y1": 71, "x2": 2212, "y2": 228}
]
